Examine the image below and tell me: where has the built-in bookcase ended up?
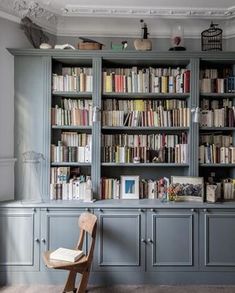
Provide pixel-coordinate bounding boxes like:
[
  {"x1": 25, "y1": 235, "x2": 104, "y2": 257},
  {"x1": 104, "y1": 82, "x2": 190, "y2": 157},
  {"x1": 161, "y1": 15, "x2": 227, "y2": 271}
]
[
  {"x1": 10, "y1": 49, "x2": 235, "y2": 202},
  {"x1": 199, "y1": 60, "x2": 235, "y2": 200}
]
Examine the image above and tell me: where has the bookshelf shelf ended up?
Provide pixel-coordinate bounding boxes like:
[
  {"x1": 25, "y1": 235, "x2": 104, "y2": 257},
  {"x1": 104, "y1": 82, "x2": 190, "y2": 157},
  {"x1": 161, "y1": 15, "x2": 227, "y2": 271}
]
[
  {"x1": 52, "y1": 125, "x2": 92, "y2": 130},
  {"x1": 51, "y1": 162, "x2": 91, "y2": 167},
  {"x1": 200, "y1": 127, "x2": 235, "y2": 131},
  {"x1": 52, "y1": 91, "x2": 92, "y2": 98},
  {"x1": 200, "y1": 93, "x2": 235, "y2": 97},
  {"x1": 102, "y1": 93, "x2": 190, "y2": 99},
  {"x1": 200, "y1": 164, "x2": 235, "y2": 167},
  {"x1": 102, "y1": 126, "x2": 189, "y2": 131},
  {"x1": 101, "y1": 163, "x2": 189, "y2": 167}
]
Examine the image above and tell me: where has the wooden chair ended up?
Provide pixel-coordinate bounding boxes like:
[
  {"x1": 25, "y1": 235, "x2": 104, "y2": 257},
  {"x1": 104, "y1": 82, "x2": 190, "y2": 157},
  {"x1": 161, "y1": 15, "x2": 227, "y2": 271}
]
[{"x1": 43, "y1": 212, "x2": 97, "y2": 293}]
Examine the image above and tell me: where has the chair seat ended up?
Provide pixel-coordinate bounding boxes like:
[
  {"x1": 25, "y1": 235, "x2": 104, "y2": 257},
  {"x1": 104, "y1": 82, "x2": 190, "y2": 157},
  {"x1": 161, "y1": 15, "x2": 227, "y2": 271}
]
[{"x1": 43, "y1": 251, "x2": 88, "y2": 270}]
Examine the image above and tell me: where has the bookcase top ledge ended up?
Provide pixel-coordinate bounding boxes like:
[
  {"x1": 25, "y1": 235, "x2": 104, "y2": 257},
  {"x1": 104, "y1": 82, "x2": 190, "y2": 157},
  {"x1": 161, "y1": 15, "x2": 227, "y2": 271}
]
[{"x1": 8, "y1": 49, "x2": 235, "y2": 61}]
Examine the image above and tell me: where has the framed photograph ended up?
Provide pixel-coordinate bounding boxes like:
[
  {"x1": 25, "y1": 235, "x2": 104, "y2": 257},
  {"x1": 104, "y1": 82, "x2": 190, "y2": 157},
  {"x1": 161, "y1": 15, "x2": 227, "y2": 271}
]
[
  {"x1": 121, "y1": 176, "x2": 139, "y2": 199},
  {"x1": 171, "y1": 176, "x2": 204, "y2": 202}
]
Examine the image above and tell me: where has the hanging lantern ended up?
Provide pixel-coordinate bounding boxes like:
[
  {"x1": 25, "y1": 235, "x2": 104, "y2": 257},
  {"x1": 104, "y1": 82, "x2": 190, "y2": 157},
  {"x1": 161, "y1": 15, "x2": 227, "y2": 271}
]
[{"x1": 201, "y1": 22, "x2": 223, "y2": 51}]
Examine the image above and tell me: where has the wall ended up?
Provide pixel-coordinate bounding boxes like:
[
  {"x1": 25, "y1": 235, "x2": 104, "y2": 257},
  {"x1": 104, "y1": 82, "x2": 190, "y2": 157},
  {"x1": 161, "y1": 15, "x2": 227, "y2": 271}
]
[{"x1": 0, "y1": 17, "x2": 32, "y2": 200}]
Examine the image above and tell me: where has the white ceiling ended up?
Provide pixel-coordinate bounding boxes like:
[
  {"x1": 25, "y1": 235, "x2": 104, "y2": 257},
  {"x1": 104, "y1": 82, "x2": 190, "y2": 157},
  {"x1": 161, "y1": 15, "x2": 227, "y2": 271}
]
[{"x1": 0, "y1": 0, "x2": 235, "y2": 38}]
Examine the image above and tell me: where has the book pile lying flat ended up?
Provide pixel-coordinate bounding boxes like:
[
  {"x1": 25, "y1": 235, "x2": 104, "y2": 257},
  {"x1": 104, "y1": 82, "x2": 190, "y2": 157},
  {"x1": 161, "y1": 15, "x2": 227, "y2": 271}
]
[{"x1": 50, "y1": 247, "x2": 84, "y2": 262}]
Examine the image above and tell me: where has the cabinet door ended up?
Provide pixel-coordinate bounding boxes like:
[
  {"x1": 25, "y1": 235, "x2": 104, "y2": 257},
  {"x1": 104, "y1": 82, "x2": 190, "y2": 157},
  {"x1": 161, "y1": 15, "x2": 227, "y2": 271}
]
[
  {"x1": 0, "y1": 208, "x2": 40, "y2": 271},
  {"x1": 40, "y1": 208, "x2": 90, "y2": 270},
  {"x1": 147, "y1": 209, "x2": 198, "y2": 271},
  {"x1": 93, "y1": 209, "x2": 145, "y2": 272},
  {"x1": 200, "y1": 209, "x2": 235, "y2": 270}
]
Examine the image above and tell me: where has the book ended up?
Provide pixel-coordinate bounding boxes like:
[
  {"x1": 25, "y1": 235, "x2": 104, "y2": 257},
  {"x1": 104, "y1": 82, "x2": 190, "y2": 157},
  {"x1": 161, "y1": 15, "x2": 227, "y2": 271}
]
[{"x1": 50, "y1": 247, "x2": 84, "y2": 262}]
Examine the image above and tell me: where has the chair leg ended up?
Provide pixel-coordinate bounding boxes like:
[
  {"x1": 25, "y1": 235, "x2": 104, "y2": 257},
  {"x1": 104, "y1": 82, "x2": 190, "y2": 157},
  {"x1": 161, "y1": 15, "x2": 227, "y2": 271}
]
[
  {"x1": 63, "y1": 271, "x2": 77, "y2": 293},
  {"x1": 76, "y1": 269, "x2": 90, "y2": 293}
]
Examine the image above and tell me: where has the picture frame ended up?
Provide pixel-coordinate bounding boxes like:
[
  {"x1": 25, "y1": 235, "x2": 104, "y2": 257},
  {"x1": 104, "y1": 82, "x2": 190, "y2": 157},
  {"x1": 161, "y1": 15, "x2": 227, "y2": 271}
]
[
  {"x1": 121, "y1": 176, "x2": 139, "y2": 199},
  {"x1": 171, "y1": 176, "x2": 204, "y2": 202}
]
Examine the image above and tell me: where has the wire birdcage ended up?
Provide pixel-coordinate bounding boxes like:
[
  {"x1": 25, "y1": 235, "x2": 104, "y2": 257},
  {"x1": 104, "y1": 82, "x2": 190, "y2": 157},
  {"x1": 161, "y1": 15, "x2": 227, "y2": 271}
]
[{"x1": 201, "y1": 22, "x2": 222, "y2": 51}]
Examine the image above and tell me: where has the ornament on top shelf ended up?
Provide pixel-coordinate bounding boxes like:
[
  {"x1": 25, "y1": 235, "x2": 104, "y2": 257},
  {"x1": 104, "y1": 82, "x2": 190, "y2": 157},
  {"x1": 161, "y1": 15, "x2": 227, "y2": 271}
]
[
  {"x1": 134, "y1": 19, "x2": 152, "y2": 51},
  {"x1": 78, "y1": 37, "x2": 104, "y2": 50},
  {"x1": 201, "y1": 22, "x2": 223, "y2": 51},
  {"x1": 169, "y1": 25, "x2": 186, "y2": 51}
]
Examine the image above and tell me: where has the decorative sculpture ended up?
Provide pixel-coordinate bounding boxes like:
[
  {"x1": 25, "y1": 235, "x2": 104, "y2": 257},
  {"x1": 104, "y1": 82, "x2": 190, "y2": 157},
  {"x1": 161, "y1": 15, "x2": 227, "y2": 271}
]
[
  {"x1": 134, "y1": 19, "x2": 152, "y2": 51},
  {"x1": 21, "y1": 17, "x2": 49, "y2": 48}
]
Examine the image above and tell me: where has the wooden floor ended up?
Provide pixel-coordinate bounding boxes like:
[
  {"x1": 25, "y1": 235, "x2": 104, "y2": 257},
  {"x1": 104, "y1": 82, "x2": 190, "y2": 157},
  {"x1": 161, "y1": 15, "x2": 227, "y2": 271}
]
[{"x1": 1, "y1": 285, "x2": 235, "y2": 293}]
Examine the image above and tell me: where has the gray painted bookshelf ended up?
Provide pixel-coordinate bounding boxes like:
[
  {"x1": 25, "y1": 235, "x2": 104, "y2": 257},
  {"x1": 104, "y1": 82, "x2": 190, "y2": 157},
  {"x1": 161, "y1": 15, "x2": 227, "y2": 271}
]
[{"x1": 9, "y1": 49, "x2": 235, "y2": 201}]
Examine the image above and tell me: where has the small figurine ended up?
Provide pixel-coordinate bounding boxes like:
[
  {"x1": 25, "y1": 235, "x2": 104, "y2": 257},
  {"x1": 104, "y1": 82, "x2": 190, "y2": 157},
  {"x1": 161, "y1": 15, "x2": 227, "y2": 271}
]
[
  {"x1": 134, "y1": 19, "x2": 152, "y2": 51},
  {"x1": 111, "y1": 41, "x2": 128, "y2": 51},
  {"x1": 83, "y1": 176, "x2": 93, "y2": 202}
]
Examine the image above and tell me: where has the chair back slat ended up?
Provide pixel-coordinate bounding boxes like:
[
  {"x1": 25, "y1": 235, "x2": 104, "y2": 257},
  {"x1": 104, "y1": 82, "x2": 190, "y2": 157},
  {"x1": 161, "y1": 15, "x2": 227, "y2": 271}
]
[{"x1": 78, "y1": 212, "x2": 97, "y2": 238}]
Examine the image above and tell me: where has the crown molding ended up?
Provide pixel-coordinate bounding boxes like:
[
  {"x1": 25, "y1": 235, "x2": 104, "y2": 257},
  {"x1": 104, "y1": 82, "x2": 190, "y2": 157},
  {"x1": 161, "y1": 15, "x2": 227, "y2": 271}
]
[
  {"x1": 0, "y1": 0, "x2": 57, "y2": 34},
  {"x1": 1, "y1": 1, "x2": 235, "y2": 39},
  {"x1": 0, "y1": 10, "x2": 20, "y2": 23},
  {"x1": 62, "y1": 5, "x2": 235, "y2": 19}
]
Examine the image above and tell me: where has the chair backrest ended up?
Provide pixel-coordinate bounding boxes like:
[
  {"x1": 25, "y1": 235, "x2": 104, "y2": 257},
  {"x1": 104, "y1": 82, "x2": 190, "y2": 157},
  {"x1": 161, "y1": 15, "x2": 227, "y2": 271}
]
[
  {"x1": 76, "y1": 212, "x2": 97, "y2": 264},
  {"x1": 79, "y1": 212, "x2": 97, "y2": 238}
]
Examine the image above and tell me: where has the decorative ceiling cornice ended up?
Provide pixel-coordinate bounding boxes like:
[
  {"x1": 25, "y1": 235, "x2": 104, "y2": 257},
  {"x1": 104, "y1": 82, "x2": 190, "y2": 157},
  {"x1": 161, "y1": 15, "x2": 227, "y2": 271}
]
[
  {"x1": 1, "y1": 1, "x2": 235, "y2": 39},
  {"x1": 62, "y1": 5, "x2": 235, "y2": 19},
  {"x1": 0, "y1": 0, "x2": 57, "y2": 34}
]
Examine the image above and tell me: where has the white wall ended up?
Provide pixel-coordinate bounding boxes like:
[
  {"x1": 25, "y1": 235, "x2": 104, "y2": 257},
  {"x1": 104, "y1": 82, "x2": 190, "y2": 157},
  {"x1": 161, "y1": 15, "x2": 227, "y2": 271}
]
[{"x1": 0, "y1": 17, "x2": 32, "y2": 200}]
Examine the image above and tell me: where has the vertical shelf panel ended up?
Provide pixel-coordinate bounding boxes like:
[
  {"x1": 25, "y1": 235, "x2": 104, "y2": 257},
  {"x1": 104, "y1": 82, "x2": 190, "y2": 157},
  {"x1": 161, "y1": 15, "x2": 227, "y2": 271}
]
[
  {"x1": 42, "y1": 56, "x2": 52, "y2": 200},
  {"x1": 92, "y1": 57, "x2": 102, "y2": 199},
  {"x1": 189, "y1": 58, "x2": 200, "y2": 176}
]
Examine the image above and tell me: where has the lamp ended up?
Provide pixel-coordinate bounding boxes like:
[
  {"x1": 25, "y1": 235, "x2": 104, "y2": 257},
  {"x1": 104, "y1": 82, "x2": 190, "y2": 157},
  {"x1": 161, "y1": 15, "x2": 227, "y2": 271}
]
[
  {"x1": 92, "y1": 106, "x2": 101, "y2": 123},
  {"x1": 191, "y1": 107, "x2": 200, "y2": 123}
]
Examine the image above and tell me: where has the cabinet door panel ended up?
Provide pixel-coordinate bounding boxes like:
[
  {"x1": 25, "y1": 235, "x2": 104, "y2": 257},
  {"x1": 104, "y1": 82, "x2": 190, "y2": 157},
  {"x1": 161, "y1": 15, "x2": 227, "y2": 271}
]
[
  {"x1": 0, "y1": 208, "x2": 40, "y2": 271},
  {"x1": 200, "y1": 210, "x2": 235, "y2": 270},
  {"x1": 40, "y1": 208, "x2": 89, "y2": 270},
  {"x1": 147, "y1": 210, "x2": 198, "y2": 271},
  {"x1": 93, "y1": 209, "x2": 145, "y2": 272}
]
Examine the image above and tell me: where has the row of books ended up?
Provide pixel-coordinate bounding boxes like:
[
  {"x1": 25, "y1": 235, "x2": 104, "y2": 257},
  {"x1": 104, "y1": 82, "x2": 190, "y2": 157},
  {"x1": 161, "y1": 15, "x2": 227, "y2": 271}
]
[
  {"x1": 60, "y1": 133, "x2": 91, "y2": 147},
  {"x1": 50, "y1": 175, "x2": 91, "y2": 200},
  {"x1": 61, "y1": 67, "x2": 92, "y2": 76},
  {"x1": 200, "y1": 98, "x2": 232, "y2": 110},
  {"x1": 102, "y1": 133, "x2": 188, "y2": 149},
  {"x1": 102, "y1": 109, "x2": 190, "y2": 127},
  {"x1": 52, "y1": 70, "x2": 93, "y2": 92},
  {"x1": 51, "y1": 145, "x2": 91, "y2": 163},
  {"x1": 206, "y1": 178, "x2": 235, "y2": 201},
  {"x1": 200, "y1": 134, "x2": 232, "y2": 148},
  {"x1": 100, "y1": 177, "x2": 169, "y2": 200},
  {"x1": 102, "y1": 99, "x2": 188, "y2": 111},
  {"x1": 200, "y1": 68, "x2": 234, "y2": 79},
  {"x1": 103, "y1": 67, "x2": 190, "y2": 93},
  {"x1": 51, "y1": 106, "x2": 92, "y2": 126},
  {"x1": 199, "y1": 144, "x2": 235, "y2": 164},
  {"x1": 200, "y1": 108, "x2": 235, "y2": 127},
  {"x1": 200, "y1": 77, "x2": 235, "y2": 93},
  {"x1": 101, "y1": 145, "x2": 188, "y2": 164}
]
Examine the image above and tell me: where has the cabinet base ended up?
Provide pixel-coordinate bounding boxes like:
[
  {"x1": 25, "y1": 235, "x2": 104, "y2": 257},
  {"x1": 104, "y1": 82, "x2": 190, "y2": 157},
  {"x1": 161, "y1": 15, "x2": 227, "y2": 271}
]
[{"x1": 2, "y1": 271, "x2": 235, "y2": 285}]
